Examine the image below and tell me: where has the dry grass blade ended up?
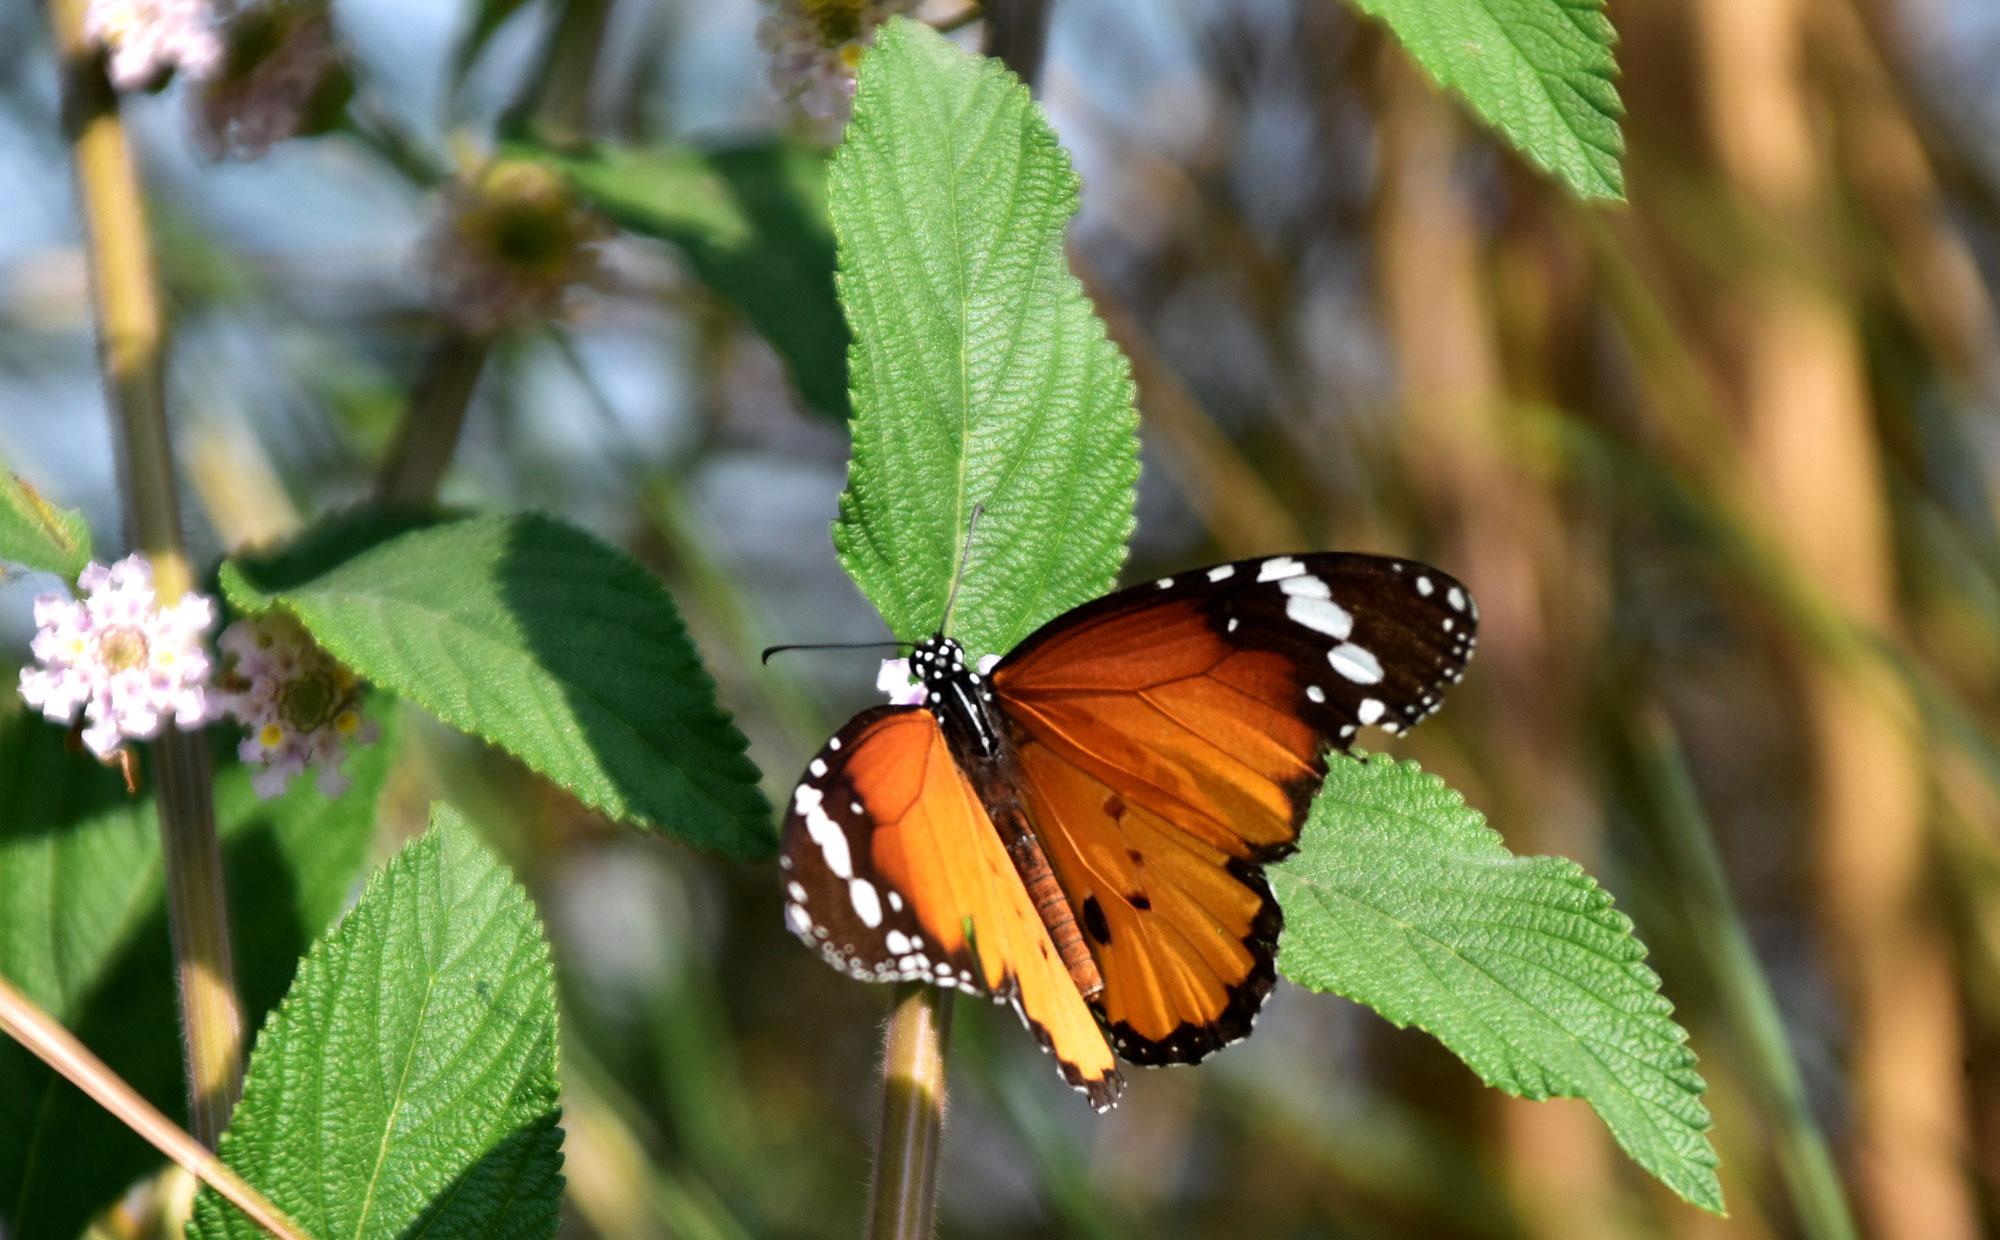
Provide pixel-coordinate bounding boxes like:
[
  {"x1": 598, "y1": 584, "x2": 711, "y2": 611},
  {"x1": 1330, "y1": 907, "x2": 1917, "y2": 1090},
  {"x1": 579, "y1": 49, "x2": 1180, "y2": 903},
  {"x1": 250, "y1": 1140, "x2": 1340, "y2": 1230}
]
[{"x1": 0, "y1": 974, "x2": 314, "y2": 1240}]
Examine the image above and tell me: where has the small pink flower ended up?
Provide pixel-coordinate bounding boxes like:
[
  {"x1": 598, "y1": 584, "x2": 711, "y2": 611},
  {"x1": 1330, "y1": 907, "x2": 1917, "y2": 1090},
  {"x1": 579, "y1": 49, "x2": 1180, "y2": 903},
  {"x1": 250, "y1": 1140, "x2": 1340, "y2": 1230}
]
[
  {"x1": 18, "y1": 555, "x2": 216, "y2": 760},
  {"x1": 421, "y1": 160, "x2": 610, "y2": 336},
  {"x1": 195, "y1": 2, "x2": 349, "y2": 161},
  {"x1": 213, "y1": 612, "x2": 377, "y2": 798},
  {"x1": 757, "y1": 0, "x2": 914, "y2": 133},
  {"x1": 84, "y1": 0, "x2": 224, "y2": 92}
]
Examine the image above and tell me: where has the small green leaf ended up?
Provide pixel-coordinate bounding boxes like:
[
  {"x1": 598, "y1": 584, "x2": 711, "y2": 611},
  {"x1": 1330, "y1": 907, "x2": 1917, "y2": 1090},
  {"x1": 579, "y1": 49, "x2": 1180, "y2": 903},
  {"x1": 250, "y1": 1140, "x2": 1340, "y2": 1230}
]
[
  {"x1": 0, "y1": 471, "x2": 90, "y2": 580},
  {"x1": 1348, "y1": 0, "x2": 1625, "y2": 200},
  {"x1": 829, "y1": 19, "x2": 1139, "y2": 658},
  {"x1": 0, "y1": 715, "x2": 391, "y2": 1240},
  {"x1": 539, "y1": 142, "x2": 851, "y2": 420},
  {"x1": 221, "y1": 512, "x2": 772, "y2": 859},
  {"x1": 191, "y1": 806, "x2": 564, "y2": 1240},
  {"x1": 1271, "y1": 753, "x2": 1722, "y2": 1213}
]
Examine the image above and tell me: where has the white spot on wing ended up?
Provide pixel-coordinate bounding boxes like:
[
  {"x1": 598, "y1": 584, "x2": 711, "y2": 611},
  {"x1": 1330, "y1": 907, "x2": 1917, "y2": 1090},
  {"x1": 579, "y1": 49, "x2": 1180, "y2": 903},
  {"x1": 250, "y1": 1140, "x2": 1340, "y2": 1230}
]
[
  {"x1": 787, "y1": 881, "x2": 807, "y2": 902},
  {"x1": 1447, "y1": 586, "x2": 1466, "y2": 612},
  {"x1": 888, "y1": 891, "x2": 904, "y2": 912},
  {"x1": 1156, "y1": 577, "x2": 1174, "y2": 589},
  {"x1": 786, "y1": 903, "x2": 812, "y2": 935},
  {"x1": 1279, "y1": 574, "x2": 1330, "y2": 599},
  {"x1": 809, "y1": 758, "x2": 827, "y2": 777},
  {"x1": 1257, "y1": 556, "x2": 1305, "y2": 582},
  {"x1": 793, "y1": 784, "x2": 852, "y2": 878},
  {"x1": 885, "y1": 929, "x2": 911, "y2": 955},
  {"x1": 1207, "y1": 565, "x2": 1235, "y2": 582},
  {"x1": 849, "y1": 878, "x2": 883, "y2": 928},
  {"x1": 1306, "y1": 685, "x2": 1325, "y2": 703},
  {"x1": 1329, "y1": 643, "x2": 1384, "y2": 684},
  {"x1": 1286, "y1": 595, "x2": 1354, "y2": 639},
  {"x1": 1357, "y1": 698, "x2": 1385, "y2": 725},
  {"x1": 1416, "y1": 575, "x2": 1434, "y2": 597}
]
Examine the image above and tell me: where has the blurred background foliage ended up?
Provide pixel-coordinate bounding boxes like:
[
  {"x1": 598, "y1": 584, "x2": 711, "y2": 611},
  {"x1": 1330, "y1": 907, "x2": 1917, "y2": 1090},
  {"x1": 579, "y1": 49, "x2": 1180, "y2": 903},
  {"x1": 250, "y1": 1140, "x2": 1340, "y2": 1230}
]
[{"x1": 4, "y1": 0, "x2": 2000, "y2": 1236}]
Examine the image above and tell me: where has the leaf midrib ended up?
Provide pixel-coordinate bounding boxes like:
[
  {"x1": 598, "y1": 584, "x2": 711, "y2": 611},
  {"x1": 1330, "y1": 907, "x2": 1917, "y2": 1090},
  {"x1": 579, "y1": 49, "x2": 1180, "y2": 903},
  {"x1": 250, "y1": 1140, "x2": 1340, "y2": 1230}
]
[{"x1": 351, "y1": 967, "x2": 441, "y2": 1240}]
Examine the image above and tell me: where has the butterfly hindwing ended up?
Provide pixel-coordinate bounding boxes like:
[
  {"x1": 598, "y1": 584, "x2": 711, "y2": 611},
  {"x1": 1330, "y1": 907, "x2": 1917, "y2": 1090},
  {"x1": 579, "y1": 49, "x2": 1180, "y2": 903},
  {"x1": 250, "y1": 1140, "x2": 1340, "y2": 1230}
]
[
  {"x1": 991, "y1": 553, "x2": 1476, "y2": 1063},
  {"x1": 781, "y1": 705, "x2": 1123, "y2": 1109}
]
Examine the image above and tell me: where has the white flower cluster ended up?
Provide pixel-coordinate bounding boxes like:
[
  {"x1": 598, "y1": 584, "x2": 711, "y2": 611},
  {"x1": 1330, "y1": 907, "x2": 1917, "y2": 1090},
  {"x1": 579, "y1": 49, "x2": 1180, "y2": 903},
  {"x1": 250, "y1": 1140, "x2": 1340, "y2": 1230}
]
[
  {"x1": 212, "y1": 611, "x2": 378, "y2": 799},
  {"x1": 84, "y1": 0, "x2": 224, "y2": 92},
  {"x1": 757, "y1": 0, "x2": 914, "y2": 129},
  {"x1": 18, "y1": 556, "x2": 215, "y2": 759}
]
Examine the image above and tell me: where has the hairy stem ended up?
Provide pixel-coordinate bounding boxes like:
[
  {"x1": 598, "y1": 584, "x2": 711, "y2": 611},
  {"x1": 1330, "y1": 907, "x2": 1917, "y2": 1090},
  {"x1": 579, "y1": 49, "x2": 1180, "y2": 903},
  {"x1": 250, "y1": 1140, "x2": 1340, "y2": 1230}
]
[
  {"x1": 50, "y1": 0, "x2": 243, "y2": 1148},
  {"x1": 0, "y1": 976, "x2": 308, "y2": 1240},
  {"x1": 867, "y1": 985, "x2": 954, "y2": 1240}
]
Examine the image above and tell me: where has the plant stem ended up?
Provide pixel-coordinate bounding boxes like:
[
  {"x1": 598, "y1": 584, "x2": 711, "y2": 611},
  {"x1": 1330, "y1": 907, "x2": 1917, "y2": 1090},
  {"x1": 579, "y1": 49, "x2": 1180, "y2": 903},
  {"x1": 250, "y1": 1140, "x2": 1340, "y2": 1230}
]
[
  {"x1": 376, "y1": 332, "x2": 491, "y2": 504},
  {"x1": 0, "y1": 975, "x2": 309, "y2": 1240},
  {"x1": 867, "y1": 985, "x2": 954, "y2": 1240},
  {"x1": 50, "y1": 0, "x2": 244, "y2": 1148},
  {"x1": 1634, "y1": 711, "x2": 1862, "y2": 1240}
]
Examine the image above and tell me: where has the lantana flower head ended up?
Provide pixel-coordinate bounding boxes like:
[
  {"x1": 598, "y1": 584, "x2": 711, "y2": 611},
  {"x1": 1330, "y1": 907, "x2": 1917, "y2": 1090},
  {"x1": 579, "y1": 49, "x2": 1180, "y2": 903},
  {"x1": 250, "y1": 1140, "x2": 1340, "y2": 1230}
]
[
  {"x1": 420, "y1": 159, "x2": 610, "y2": 337},
  {"x1": 757, "y1": 0, "x2": 914, "y2": 130},
  {"x1": 195, "y1": 0, "x2": 351, "y2": 161},
  {"x1": 84, "y1": 0, "x2": 225, "y2": 92},
  {"x1": 213, "y1": 611, "x2": 377, "y2": 799},
  {"x1": 19, "y1": 555, "x2": 216, "y2": 759}
]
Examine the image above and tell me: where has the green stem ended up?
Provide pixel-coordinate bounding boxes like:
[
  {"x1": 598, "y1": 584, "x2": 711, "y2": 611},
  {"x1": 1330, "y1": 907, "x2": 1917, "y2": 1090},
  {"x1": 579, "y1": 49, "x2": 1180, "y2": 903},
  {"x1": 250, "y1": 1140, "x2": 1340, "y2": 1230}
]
[
  {"x1": 867, "y1": 985, "x2": 954, "y2": 1240},
  {"x1": 50, "y1": 0, "x2": 243, "y2": 1146},
  {"x1": 1633, "y1": 710, "x2": 1862, "y2": 1240},
  {"x1": 375, "y1": 332, "x2": 491, "y2": 505}
]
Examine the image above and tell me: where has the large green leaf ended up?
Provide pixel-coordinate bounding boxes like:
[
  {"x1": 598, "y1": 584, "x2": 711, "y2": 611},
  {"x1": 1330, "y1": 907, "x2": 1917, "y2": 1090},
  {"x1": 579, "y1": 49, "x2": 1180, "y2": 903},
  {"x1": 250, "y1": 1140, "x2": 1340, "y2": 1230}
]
[
  {"x1": 829, "y1": 19, "x2": 1139, "y2": 658},
  {"x1": 1271, "y1": 753, "x2": 1722, "y2": 1213},
  {"x1": 539, "y1": 142, "x2": 851, "y2": 420},
  {"x1": 0, "y1": 714, "x2": 391, "y2": 1240},
  {"x1": 192, "y1": 807, "x2": 563, "y2": 1240},
  {"x1": 221, "y1": 512, "x2": 772, "y2": 859},
  {"x1": 0, "y1": 470, "x2": 90, "y2": 579},
  {"x1": 1348, "y1": 0, "x2": 1625, "y2": 200}
]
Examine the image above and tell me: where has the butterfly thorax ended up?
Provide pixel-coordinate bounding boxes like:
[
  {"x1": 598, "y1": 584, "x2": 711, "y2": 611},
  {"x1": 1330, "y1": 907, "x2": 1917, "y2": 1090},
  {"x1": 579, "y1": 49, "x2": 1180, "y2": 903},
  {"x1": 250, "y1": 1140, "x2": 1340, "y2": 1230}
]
[
  {"x1": 912, "y1": 634, "x2": 1106, "y2": 1000},
  {"x1": 910, "y1": 635, "x2": 1001, "y2": 762}
]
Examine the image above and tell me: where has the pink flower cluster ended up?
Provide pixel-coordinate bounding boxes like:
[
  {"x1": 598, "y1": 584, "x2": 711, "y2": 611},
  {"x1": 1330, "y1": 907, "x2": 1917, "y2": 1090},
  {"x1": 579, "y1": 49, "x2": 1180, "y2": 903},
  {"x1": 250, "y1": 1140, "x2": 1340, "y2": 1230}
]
[
  {"x1": 18, "y1": 556, "x2": 215, "y2": 759},
  {"x1": 757, "y1": 0, "x2": 914, "y2": 131},
  {"x1": 212, "y1": 612, "x2": 378, "y2": 798},
  {"x1": 84, "y1": 0, "x2": 224, "y2": 92}
]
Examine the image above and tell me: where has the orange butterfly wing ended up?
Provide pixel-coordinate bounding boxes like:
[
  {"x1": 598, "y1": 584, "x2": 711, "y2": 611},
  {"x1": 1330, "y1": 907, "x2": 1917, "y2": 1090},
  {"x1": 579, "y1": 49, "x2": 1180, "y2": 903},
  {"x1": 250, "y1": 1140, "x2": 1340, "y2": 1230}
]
[
  {"x1": 992, "y1": 554, "x2": 1476, "y2": 1062},
  {"x1": 781, "y1": 705, "x2": 1123, "y2": 1109}
]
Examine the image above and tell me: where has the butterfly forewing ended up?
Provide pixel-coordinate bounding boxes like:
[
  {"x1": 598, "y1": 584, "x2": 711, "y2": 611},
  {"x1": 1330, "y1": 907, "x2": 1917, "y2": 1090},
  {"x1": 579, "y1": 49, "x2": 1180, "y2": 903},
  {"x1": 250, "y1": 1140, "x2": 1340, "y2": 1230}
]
[
  {"x1": 990, "y1": 553, "x2": 1476, "y2": 1063},
  {"x1": 780, "y1": 705, "x2": 1123, "y2": 1109}
]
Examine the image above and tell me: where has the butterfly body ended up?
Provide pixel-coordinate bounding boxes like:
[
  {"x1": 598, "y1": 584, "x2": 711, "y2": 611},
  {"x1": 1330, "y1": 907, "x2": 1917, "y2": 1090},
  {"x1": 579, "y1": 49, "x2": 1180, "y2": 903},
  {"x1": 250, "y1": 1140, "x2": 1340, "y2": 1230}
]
[{"x1": 781, "y1": 553, "x2": 1477, "y2": 1111}]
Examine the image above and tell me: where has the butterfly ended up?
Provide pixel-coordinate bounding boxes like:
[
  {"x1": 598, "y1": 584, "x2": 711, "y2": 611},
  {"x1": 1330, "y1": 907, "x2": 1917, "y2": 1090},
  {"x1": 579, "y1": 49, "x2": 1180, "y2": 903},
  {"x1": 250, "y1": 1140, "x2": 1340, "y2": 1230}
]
[{"x1": 779, "y1": 552, "x2": 1476, "y2": 1109}]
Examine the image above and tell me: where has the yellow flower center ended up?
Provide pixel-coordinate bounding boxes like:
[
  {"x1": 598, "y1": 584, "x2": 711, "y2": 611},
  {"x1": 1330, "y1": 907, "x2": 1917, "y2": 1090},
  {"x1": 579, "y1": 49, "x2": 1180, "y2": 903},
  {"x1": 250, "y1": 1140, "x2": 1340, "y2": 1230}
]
[
  {"x1": 259, "y1": 722, "x2": 286, "y2": 749},
  {"x1": 805, "y1": 0, "x2": 870, "y2": 43},
  {"x1": 279, "y1": 672, "x2": 340, "y2": 731},
  {"x1": 100, "y1": 627, "x2": 149, "y2": 672}
]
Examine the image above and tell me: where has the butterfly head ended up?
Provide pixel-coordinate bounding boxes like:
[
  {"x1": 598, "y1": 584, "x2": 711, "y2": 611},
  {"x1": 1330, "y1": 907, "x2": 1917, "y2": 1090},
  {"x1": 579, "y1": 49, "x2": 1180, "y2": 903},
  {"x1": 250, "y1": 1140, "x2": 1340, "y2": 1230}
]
[{"x1": 909, "y1": 635, "x2": 971, "y2": 690}]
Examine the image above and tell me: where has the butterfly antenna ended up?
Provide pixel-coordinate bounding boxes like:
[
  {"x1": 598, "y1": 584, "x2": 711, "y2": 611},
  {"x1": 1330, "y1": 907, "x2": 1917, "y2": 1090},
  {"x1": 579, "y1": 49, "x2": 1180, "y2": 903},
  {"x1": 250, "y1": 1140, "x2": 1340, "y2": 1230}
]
[
  {"x1": 939, "y1": 502, "x2": 985, "y2": 635},
  {"x1": 760, "y1": 640, "x2": 909, "y2": 665}
]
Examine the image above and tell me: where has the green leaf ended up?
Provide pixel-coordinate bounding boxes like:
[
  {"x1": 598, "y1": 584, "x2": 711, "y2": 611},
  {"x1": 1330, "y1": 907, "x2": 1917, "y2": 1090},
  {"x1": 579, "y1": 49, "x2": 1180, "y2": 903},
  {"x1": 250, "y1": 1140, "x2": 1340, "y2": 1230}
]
[
  {"x1": 538, "y1": 142, "x2": 851, "y2": 420},
  {"x1": 221, "y1": 512, "x2": 772, "y2": 859},
  {"x1": 192, "y1": 806, "x2": 564, "y2": 1240},
  {"x1": 1271, "y1": 753, "x2": 1722, "y2": 1212},
  {"x1": 0, "y1": 714, "x2": 392, "y2": 1240},
  {"x1": 1347, "y1": 0, "x2": 1625, "y2": 200},
  {"x1": 0, "y1": 471, "x2": 90, "y2": 580},
  {"x1": 829, "y1": 19, "x2": 1139, "y2": 658}
]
